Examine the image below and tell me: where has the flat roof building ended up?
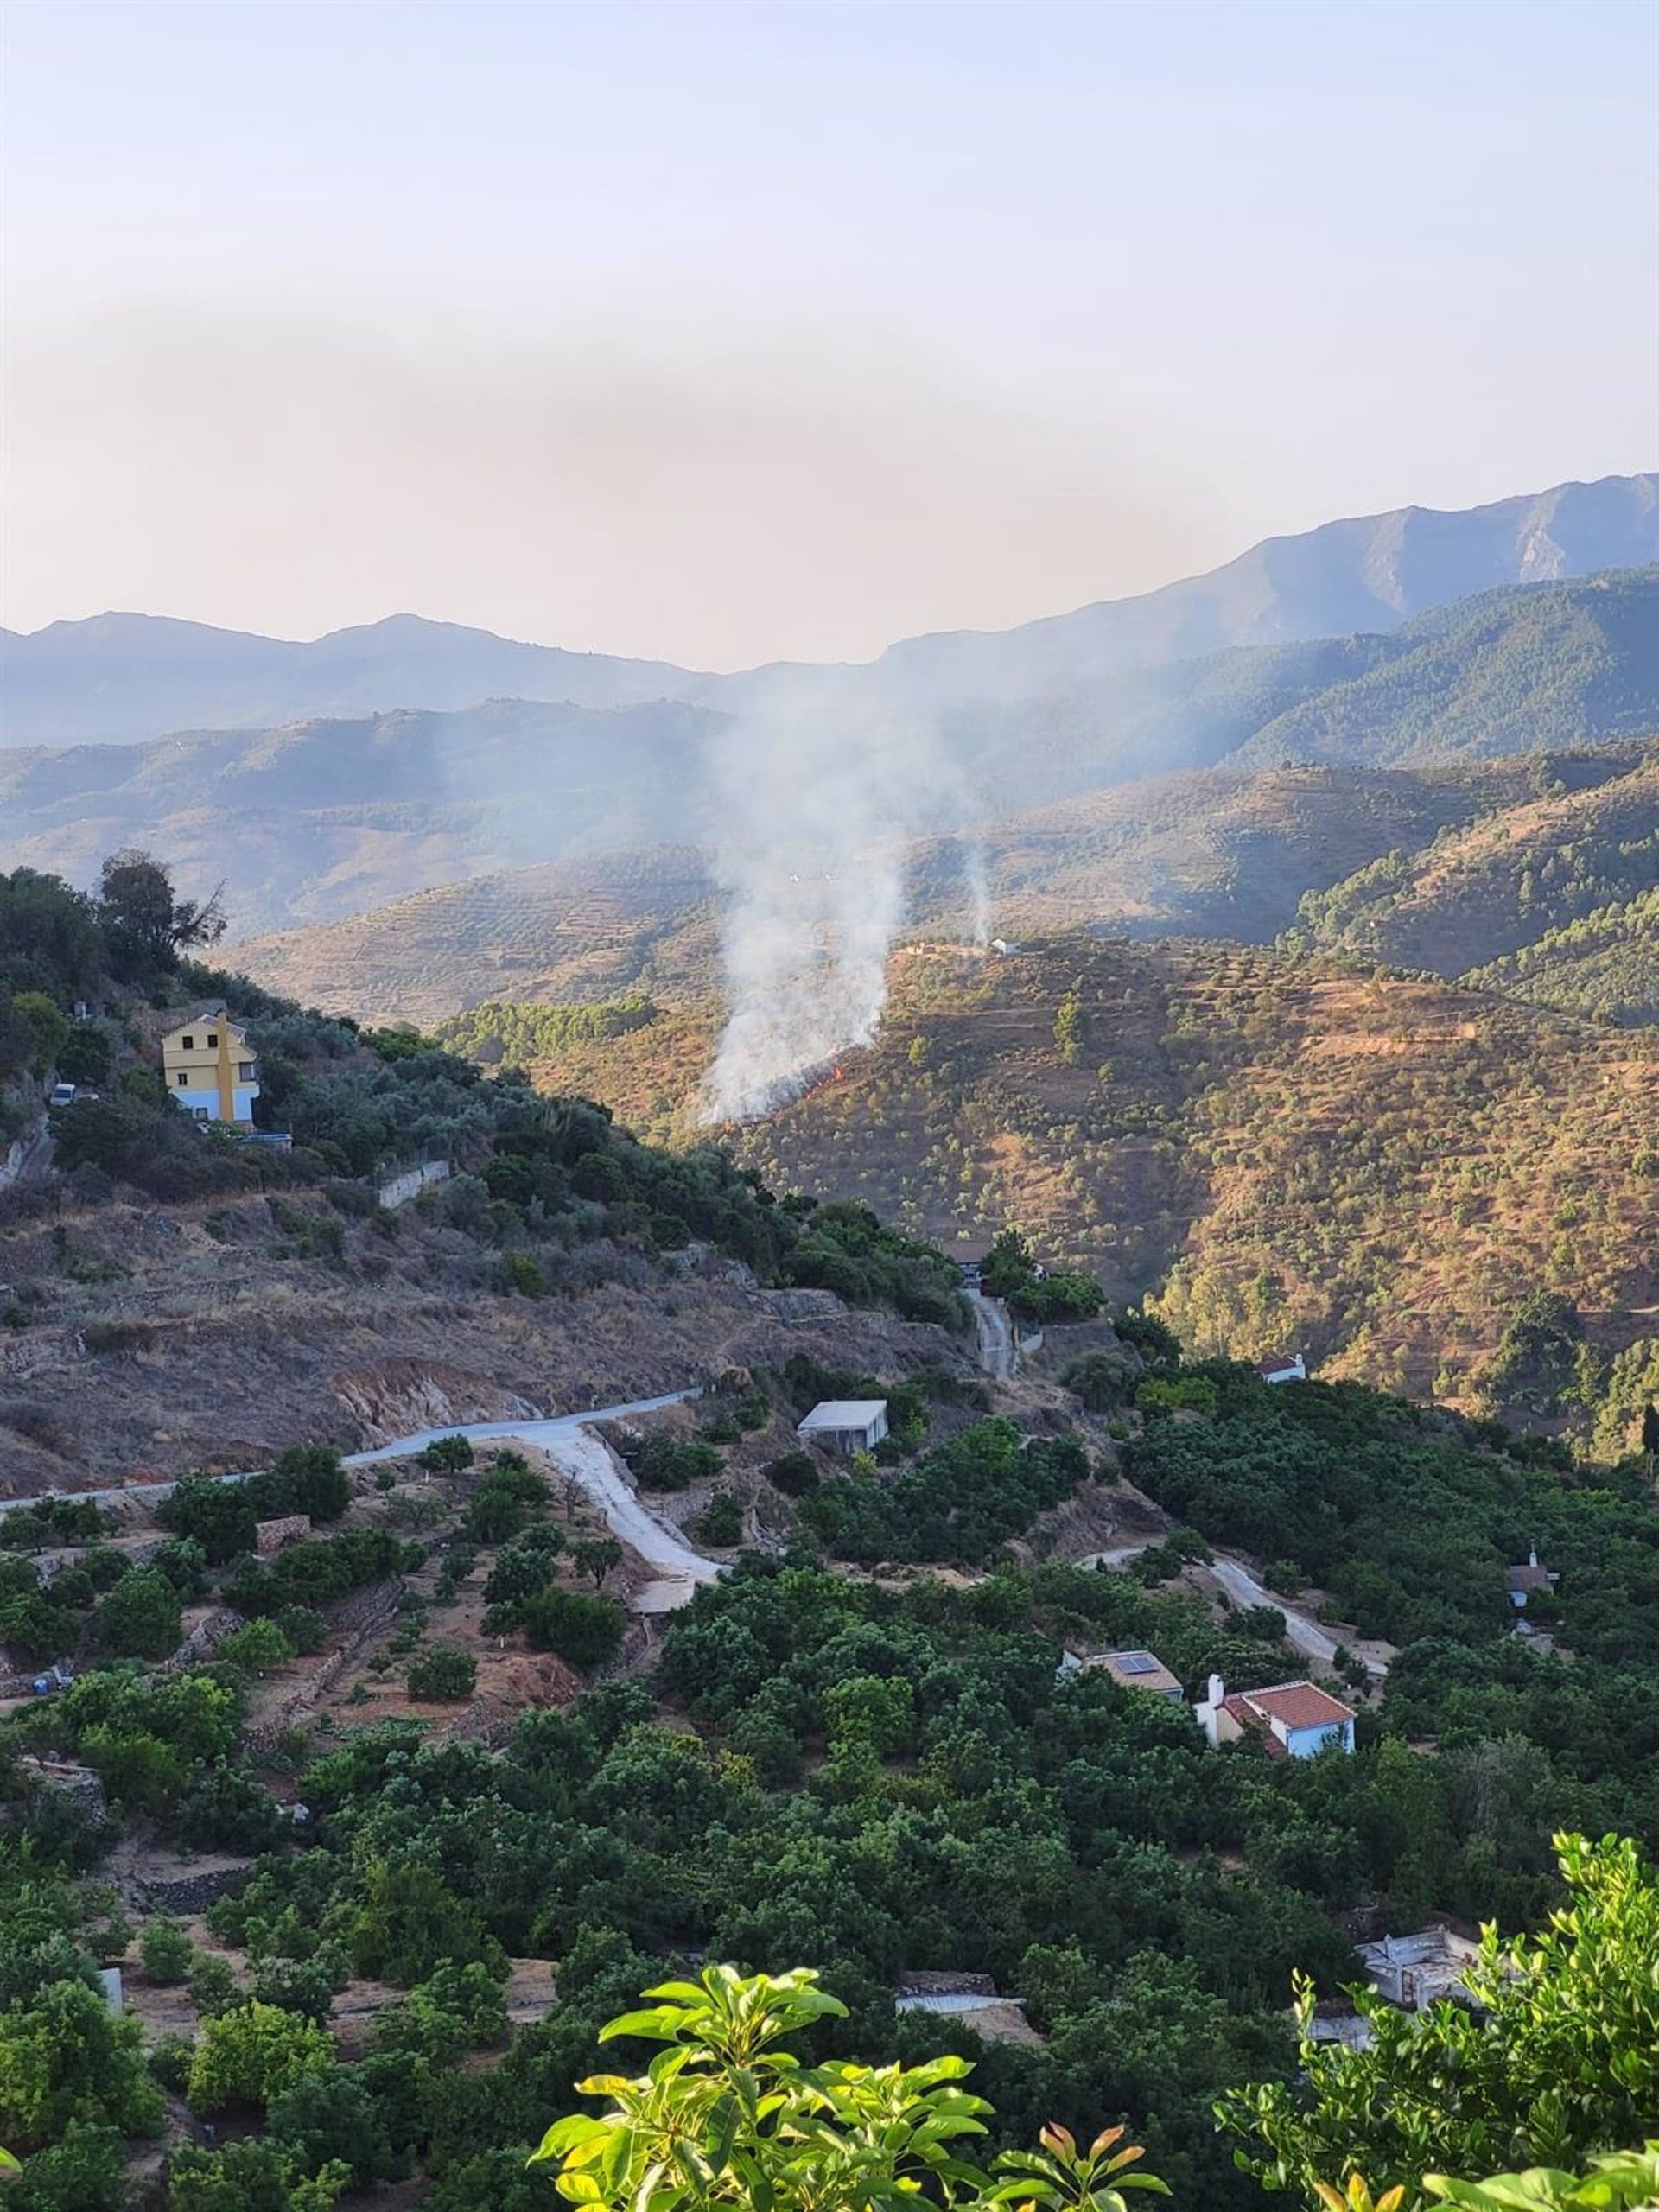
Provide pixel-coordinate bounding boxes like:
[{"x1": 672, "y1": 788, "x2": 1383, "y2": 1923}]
[
  {"x1": 160, "y1": 1004, "x2": 259, "y2": 1127},
  {"x1": 1077, "y1": 1649, "x2": 1184, "y2": 1700},
  {"x1": 797, "y1": 1399, "x2": 889, "y2": 1455}
]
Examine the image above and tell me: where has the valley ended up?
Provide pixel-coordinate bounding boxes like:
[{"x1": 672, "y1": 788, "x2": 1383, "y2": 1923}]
[{"x1": 3, "y1": 489, "x2": 1658, "y2": 2212}]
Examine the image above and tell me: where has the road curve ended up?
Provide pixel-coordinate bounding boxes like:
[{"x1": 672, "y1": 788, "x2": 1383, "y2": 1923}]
[
  {"x1": 345, "y1": 1395, "x2": 719, "y2": 1611},
  {"x1": 0, "y1": 1390, "x2": 722, "y2": 1614},
  {"x1": 1078, "y1": 1543, "x2": 1387, "y2": 1678}
]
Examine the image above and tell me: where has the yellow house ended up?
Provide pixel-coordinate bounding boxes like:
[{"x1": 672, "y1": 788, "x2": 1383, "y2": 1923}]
[{"x1": 160, "y1": 1006, "x2": 259, "y2": 1126}]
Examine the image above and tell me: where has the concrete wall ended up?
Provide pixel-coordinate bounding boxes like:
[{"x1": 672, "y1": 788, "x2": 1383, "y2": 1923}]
[{"x1": 377, "y1": 1158, "x2": 453, "y2": 1210}]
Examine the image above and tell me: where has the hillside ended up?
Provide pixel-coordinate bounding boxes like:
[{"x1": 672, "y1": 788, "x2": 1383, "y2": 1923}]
[
  {"x1": 0, "y1": 698, "x2": 720, "y2": 935},
  {"x1": 509, "y1": 937, "x2": 1659, "y2": 1405},
  {"x1": 1285, "y1": 740, "x2": 1659, "y2": 1019},
  {"x1": 10, "y1": 572, "x2": 1659, "y2": 946},
  {"x1": 228, "y1": 741, "x2": 1656, "y2": 1025},
  {"x1": 8, "y1": 473, "x2": 1653, "y2": 745},
  {"x1": 1234, "y1": 567, "x2": 1659, "y2": 766},
  {"x1": 231, "y1": 845, "x2": 721, "y2": 1020}
]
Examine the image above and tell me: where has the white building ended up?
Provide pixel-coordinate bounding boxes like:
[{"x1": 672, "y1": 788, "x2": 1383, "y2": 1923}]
[
  {"x1": 1257, "y1": 1352, "x2": 1308, "y2": 1385},
  {"x1": 1358, "y1": 1927, "x2": 1482, "y2": 2012},
  {"x1": 1195, "y1": 1674, "x2": 1356, "y2": 1758},
  {"x1": 797, "y1": 1399, "x2": 889, "y2": 1455}
]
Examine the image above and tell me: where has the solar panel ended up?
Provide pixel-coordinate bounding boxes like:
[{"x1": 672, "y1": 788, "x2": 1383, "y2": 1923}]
[{"x1": 1115, "y1": 1652, "x2": 1156, "y2": 1675}]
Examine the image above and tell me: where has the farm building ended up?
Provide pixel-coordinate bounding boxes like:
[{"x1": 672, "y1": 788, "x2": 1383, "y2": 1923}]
[{"x1": 797, "y1": 1400, "x2": 889, "y2": 1455}]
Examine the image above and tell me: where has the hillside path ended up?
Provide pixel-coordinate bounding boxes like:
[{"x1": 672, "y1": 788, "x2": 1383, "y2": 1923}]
[{"x1": 966, "y1": 1289, "x2": 1016, "y2": 1379}]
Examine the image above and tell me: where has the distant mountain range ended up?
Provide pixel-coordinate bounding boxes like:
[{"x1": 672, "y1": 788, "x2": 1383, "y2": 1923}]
[
  {"x1": 5, "y1": 566, "x2": 1657, "y2": 942},
  {"x1": 4, "y1": 472, "x2": 1654, "y2": 746}
]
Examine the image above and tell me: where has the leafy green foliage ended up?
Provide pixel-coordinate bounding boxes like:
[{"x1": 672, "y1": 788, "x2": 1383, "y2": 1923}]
[
  {"x1": 406, "y1": 1643, "x2": 477, "y2": 1700},
  {"x1": 1218, "y1": 1834, "x2": 1659, "y2": 2195},
  {"x1": 433, "y1": 998, "x2": 658, "y2": 1064}
]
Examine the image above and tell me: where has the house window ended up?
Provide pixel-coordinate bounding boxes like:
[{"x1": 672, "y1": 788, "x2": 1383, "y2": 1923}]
[
  {"x1": 181, "y1": 1035, "x2": 194, "y2": 1050},
  {"x1": 175, "y1": 1071, "x2": 188, "y2": 1086},
  {"x1": 238, "y1": 1064, "x2": 257, "y2": 1081},
  {"x1": 206, "y1": 1033, "x2": 219, "y2": 1047}
]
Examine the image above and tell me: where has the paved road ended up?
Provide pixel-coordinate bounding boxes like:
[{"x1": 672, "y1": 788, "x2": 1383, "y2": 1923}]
[
  {"x1": 0, "y1": 1389, "x2": 722, "y2": 1615},
  {"x1": 345, "y1": 1394, "x2": 719, "y2": 1611},
  {"x1": 966, "y1": 1289, "x2": 1016, "y2": 1380},
  {"x1": 1079, "y1": 1542, "x2": 1388, "y2": 1679}
]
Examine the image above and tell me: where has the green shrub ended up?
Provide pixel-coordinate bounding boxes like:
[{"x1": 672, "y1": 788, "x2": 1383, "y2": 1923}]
[{"x1": 406, "y1": 1643, "x2": 478, "y2": 1700}]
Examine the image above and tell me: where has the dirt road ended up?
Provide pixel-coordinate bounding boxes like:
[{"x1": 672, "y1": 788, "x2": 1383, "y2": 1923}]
[
  {"x1": 1078, "y1": 1543, "x2": 1389, "y2": 1678},
  {"x1": 966, "y1": 1289, "x2": 1016, "y2": 1379}
]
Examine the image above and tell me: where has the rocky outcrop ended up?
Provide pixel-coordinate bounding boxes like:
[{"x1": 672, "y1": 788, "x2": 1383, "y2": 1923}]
[{"x1": 331, "y1": 1361, "x2": 541, "y2": 1445}]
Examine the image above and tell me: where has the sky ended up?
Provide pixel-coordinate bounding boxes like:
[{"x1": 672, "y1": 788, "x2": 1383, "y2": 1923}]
[{"x1": 2, "y1": 0, "x2": 1654, "y2": 669}]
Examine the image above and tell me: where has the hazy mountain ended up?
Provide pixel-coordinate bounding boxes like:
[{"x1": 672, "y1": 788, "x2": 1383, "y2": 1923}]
[
  {"x1": 0, "y1": 697, "x2": 719, "y2": 933},
  {"x1": 839, "y1": 470, "x2": 1659, "y2": 705},
  {"x1": 5, "y1": 473, "x2": 1653, "y2": 747},
  {"x1": 0, "y1": 611, "x2": 705, "y2": 746},
  {"x1": 226, "y1": 741, "x2": 1657, "y2": 1027}
]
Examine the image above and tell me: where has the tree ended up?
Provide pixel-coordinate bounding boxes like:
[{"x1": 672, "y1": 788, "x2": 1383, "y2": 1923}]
[
  {"x1": 405, "y1": 1643, "x2": 477, "y2": 1700},
  {"x1": 186, "y1": 2001, "x2": 335, "y2": 2115},
  {"x1": 57, "y1": 1022, "x2": 113, "y2": 1089},
  {"x1": 157, "y1": 1476, "x2": 259, "y2": 1566},
  {"x1": 518, "y1": 1588, "x2": 626, "y2": 1669},
  {"x1": 0, "y1": 1976, "x2": 162, "y2": 2150},
  {"x1": 11, "y1": 993, "x2": 68, "y2": 1080},
  {"x1": 531, "y1": 1964, "x2": 1167, "y2": 2212},
  {"x1": 92, "y1": 1568, "x2": 181, "y2": 1660},
  {"x1": 1217, "y1": 1833, "x2": 1659, "y2": 2196},
  {"x1": 260, "y1": 1444, "x2": 351, "y2": 1524},
  {"x1": 419, "y1": 1435, "x2": 474, "y2": 1474},
  {"x1": 569, "y1": 1535, "x2": 624, "y2": 1590},
  {"x1": 219, "y1": 1618, "x2": 295, "y2": 1679},
  {"x1": 165, "y1": 2137, "x2": 350, "y2": 2210},
  {"x1": 97, "y1": 849, "x2": 226, "y2": 982},
  {"x1": 139, "y1": 1916, "x2": 194, "y2": 1986}
]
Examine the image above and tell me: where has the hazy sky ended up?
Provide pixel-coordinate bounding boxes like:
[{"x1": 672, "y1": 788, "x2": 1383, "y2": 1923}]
[{"x1": 3, "y1": 0, "x2": 1654, "y2": 667}]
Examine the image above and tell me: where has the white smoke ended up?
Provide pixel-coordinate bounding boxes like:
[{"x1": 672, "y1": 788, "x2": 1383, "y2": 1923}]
[
  {"x1": 699, "y1": 670, "x2": 959, "y2": 1124},
  {"x1": 962, "y1": 840, "x2": 992, "y2": 949}
]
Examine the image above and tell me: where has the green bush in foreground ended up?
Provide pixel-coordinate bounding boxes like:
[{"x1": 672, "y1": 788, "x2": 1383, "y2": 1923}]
[{"x1": 531, "y1": 1957, "x2": 1659, "y2": 2212}]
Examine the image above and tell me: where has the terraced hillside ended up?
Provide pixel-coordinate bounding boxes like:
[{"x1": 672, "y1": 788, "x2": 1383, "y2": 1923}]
[
  {"x1": 518, "y1": 937, "x2": 1659, "y2": 1406},
  {"x1": 1286, "y1": 739, "x2": 1658, "y2": 1020},
  {"x1": 232, "y1": 846, "x2": 721, "y2": 1023},
  {"x1": 232, "y1": 741, "x2": 1656, "y2": 1025}
]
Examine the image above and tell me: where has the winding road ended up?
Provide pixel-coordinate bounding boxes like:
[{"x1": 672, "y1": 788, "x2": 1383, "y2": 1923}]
[
  {"x1": 344, "y1": 1395, "x2": 718, "y2": 1612},
  {"x1": 1078, "y1": 1543, "x2": 1388, "y2": 1677},
  {"x1": 0, "y1": 1390, "x2": 722, "y2": 1615}
]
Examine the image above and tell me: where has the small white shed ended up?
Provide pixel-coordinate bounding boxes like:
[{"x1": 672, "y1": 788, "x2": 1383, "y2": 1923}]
[{"x1": 798, "y1": 1399, "x2": 889, "y2": 1455}]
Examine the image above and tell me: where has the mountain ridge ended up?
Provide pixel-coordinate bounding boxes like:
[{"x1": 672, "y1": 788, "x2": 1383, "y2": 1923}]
[{"x1": 5, "y1": 471, "x2": 1654, "y2": 745}]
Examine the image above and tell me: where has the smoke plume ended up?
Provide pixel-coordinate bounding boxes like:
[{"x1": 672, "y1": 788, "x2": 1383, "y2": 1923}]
[
  {"x1": 962, "y1": 841, "x2": 992, "y2": 949},
  {"x1": 700, "y1": 671, "x2": 959, "y2": 1124}
]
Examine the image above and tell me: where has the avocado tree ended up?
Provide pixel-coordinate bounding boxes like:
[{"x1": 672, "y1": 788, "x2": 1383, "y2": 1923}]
[{"x1": 532, "y1": 1964, "x2": 1168, "y2": 2212}]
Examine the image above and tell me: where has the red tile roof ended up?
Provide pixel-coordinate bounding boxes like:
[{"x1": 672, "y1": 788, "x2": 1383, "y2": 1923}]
[{"x1": 1236, "y1": 1681, "x2": 1355, "y2": 1731}]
